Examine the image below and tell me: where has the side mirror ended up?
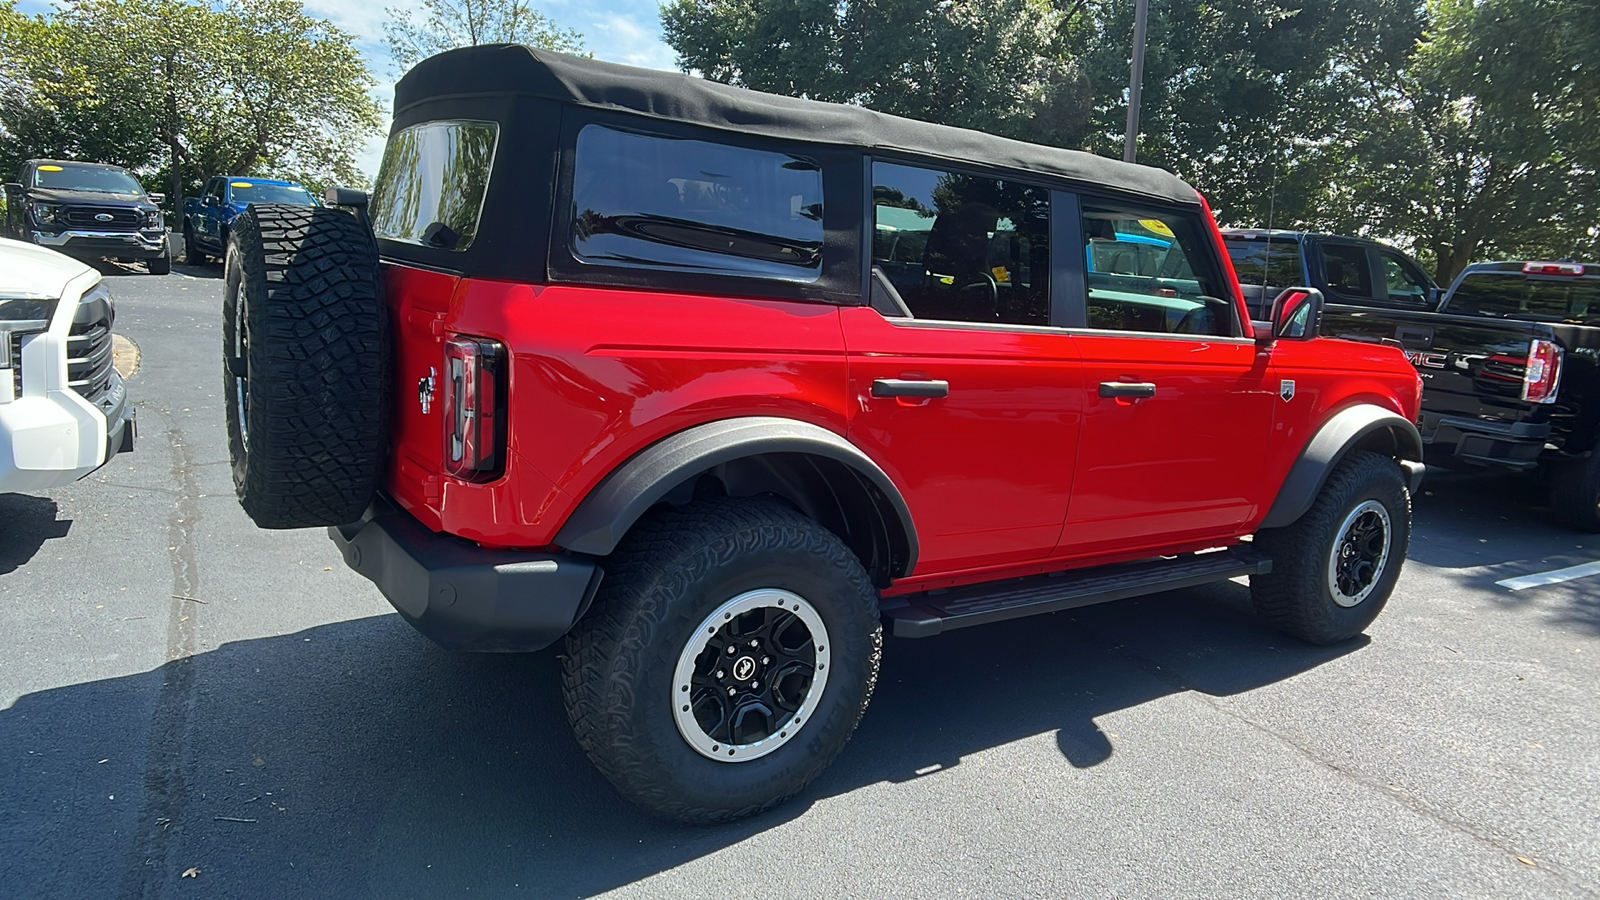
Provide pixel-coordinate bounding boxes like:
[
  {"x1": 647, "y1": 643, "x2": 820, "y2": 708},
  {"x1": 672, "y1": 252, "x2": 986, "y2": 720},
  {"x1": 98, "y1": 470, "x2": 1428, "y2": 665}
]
[
  {"x1": 204, "y1": 195, "x2": 219, "y2": 206},
  {"x1": 1428, "y1": 285, "x2": 1442, "y2": 308},
  {"x1": 3, "y1": 182, "x2": 21, "y2": 195},
  {"x1": 147, "y1": 192, "x2": 165, "y2": 204},
  {"x1": 1270, "y1": 287, "x2": 1325, "y2": 341}
]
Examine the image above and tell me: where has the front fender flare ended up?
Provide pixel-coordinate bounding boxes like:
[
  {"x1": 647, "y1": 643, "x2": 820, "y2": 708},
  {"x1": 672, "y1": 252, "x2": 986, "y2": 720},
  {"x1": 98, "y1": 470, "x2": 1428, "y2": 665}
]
[
  {"x1": 1259, "y1": 404, "x2": 1424, "y2": 530},
  {"x1": 554, "y1": 416, "x2": 919, "y2": 573}
]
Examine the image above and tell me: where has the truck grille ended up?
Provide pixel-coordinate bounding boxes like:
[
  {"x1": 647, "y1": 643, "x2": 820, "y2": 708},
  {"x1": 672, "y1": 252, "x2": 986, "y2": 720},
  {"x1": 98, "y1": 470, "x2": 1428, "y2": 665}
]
[
  {"x1": 68, "y1": 317, "x2": 115, "y2": 408},
  {"x1": 64, "y1": 206, "x2": 142, "y2": 231}
]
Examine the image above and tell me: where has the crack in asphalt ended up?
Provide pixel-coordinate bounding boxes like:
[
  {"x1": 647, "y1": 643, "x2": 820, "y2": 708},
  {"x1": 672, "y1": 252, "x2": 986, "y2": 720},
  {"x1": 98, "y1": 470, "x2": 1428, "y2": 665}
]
[{"x1": 116, "y1": 406, "x2": 203, "y2": 900}]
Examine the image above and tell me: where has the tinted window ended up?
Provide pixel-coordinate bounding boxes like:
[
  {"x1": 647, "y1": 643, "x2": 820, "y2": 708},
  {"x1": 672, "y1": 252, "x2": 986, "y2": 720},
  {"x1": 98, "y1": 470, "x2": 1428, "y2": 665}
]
[
  {"x1": 1082, "y1": 202, "x2": 1232, "y2": 336},
  {"x1": 871, "y1": 162, "x2": 1049, "y2": 326},
  {"x1": 1225, "y1": 238, "x2": 1301, "y2": 289},
  {"x1": 571, "y1": 125, "x2": 824, "y2": 281},
  {"x1": 32, "y1": 162, "x2": 143, "y2": 196},
  {"x1": 370, "y1": 120, "x2": 499, "y2": 251},
  {"x1": 1319, "y1": 243, "x2": 1375, "y2": 298},
  {"x1": 1378, "y1": 250, "x2": 1434, "y2": 306},
  {"x1": 229, "y1": 181, "x2": 316, "y2": 206},
  {"x1": 1450, "y1": 274, "x2": 1600, "y2": 323}
]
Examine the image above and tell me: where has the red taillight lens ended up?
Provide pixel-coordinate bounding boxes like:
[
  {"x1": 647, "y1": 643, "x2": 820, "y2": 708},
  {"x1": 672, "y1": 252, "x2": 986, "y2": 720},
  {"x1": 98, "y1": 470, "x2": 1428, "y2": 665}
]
[
  {"x1": 442, "y1": 336, "x2": 505, "y2": 480},
  {"x1": 1522, "y1": 338, "x2": 1561, "y2": 404}
]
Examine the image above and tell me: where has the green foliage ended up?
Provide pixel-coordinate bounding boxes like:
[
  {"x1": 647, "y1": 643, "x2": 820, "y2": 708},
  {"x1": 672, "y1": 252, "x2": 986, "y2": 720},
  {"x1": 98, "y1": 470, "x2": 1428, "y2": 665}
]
[
  {"x1": 384, "y1": 0, "x2": 585, "y2": 72},
  {"x1": 0, "y1": 0, "x2": 382, "y2": 203},
  {"x1": 661, "y1": 0, "x2": 1092, "y2": 148}
]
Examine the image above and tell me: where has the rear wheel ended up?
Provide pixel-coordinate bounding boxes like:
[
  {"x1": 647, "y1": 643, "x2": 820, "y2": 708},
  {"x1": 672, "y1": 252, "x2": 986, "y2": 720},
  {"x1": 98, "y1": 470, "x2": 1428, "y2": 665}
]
[
  {"x1": 224, "y1": 203, "x2": 389, "y2": 528},
  {"x1": 1550, "y1": 445, "x2": 1600, "y2": 531},
  {"x1": 562, "y1": 497, "x2": 882, "y2": 824},
  {"x1": 1251, "y1": 450, "x2": 1410, "y2": 644}
]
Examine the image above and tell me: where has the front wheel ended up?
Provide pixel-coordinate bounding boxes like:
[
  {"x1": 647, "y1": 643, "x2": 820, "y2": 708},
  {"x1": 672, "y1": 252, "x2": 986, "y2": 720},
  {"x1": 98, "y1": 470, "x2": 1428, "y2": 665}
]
[
  {"x1": 1251, "y1": 450, "x2": 1411, "y2": 645},
  {"x1": 562, "y1": 497, "x2": 882, "y2": 824},
  {"x1": 147, "y1": 250, "x2": 171, "y2": 275},
  {"x1": 183, "y1": 223, "x2": 207, "y2": 265}
]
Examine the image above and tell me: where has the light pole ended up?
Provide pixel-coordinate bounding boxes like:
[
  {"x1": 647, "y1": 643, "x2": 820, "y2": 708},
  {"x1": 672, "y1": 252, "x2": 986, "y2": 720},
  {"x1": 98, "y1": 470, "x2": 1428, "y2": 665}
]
[{"x1": 1123, "y1": 0, "x2": 1149, "y2": 163}]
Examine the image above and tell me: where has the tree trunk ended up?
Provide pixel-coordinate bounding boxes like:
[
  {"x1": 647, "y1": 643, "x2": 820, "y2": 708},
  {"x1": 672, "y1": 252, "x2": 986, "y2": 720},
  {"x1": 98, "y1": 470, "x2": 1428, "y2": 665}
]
[
  {"x1": 166, "y1": 56, "x2": 183, "y2": 221},
  {"x1": 1434, "y1": 240, "x2": 1480, "y2": 287}
]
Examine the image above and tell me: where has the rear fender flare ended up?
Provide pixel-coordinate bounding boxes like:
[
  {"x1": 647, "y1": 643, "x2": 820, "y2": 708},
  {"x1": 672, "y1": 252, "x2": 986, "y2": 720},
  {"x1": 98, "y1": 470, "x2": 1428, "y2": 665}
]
[
  {"x1": 554, "y1": 416, "x2": 918, "y2": 577},
  {"x1": 1259, "y1": 404, "x2": 1424, "y2": 530}
]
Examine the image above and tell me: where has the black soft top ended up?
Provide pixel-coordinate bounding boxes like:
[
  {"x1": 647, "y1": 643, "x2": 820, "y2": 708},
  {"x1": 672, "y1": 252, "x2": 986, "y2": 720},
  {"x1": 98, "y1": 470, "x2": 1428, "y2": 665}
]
[{"x1": 395, "y1": 44, "x2": 1200, "y2": 207}]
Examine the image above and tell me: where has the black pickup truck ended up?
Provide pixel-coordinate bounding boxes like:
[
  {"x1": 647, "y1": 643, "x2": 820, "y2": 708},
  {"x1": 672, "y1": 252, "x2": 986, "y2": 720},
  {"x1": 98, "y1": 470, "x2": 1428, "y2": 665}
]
[
  {"x1": 1321, "y1": 260, "x2": 1600, "y2": 529},
  {"x1": 1222, "y1": 228, "x2": 1441, "y2": 318}
]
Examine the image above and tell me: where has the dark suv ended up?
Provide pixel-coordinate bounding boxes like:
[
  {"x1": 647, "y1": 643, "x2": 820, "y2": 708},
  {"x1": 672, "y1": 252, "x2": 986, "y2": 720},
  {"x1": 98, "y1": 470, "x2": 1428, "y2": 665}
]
[
  {"x1": 219, "y1": 46, "x2": 1425, "y2": 823},
  {"x1": 3, "y1": 160, "x2": 171, "y2": 274}
]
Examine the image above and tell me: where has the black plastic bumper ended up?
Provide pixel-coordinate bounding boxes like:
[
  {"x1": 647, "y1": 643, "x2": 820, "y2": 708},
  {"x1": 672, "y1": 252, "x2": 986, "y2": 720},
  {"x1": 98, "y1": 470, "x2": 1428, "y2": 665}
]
[
  {"x1": 1422, "y1": 413, "x2": 1549, "y2": 470},
  {"x1": 328, "y1": 500, "x2": 603, "y2": 652}
]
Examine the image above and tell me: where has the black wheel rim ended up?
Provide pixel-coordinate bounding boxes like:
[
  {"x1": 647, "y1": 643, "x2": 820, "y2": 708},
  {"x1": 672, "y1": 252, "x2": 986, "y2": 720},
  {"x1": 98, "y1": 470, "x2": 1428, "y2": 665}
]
[
  {"x1": 1327, "y1": 500, "x2": 1391, "y2": 607},
  {"x1": 673, "y1": 589, "x2": 830, "y2": 762}
]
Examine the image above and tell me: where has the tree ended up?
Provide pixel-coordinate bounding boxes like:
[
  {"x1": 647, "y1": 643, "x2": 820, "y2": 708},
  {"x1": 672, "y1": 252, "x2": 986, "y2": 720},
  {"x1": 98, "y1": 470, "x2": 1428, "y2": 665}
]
[
  {"x1": 384, "y1": 0, "x2": 585, "y2": 72},
  {"x1": 0, "y1": 0, "x2": 383, "y2": 210},
  {"x1": 660, "y1": 0, "x2": 1093, "y2": 149}
]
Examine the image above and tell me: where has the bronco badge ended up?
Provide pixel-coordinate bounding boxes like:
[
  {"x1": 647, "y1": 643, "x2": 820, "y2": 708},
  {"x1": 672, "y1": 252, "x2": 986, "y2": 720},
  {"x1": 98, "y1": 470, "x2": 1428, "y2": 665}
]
[{"x1": 1280, "y1": 379, "x2": 1296, "y2": 402}]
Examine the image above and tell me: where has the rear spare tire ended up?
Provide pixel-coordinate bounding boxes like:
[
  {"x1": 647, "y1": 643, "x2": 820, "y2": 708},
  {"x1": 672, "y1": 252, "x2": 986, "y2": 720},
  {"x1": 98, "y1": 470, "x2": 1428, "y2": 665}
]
[{"x1": 224, "y1": 203, "x2": 389, "y2": 528}]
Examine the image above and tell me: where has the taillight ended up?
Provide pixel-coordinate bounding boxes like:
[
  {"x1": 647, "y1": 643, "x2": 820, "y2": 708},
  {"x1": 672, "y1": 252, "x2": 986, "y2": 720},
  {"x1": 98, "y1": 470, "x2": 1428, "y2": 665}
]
[
  {"x1": 1522, "y1": 338, "x2": 1561, "y2": 404},
  {"x1": 442, "y1": 336, "x2": 505, "y2": 480}
]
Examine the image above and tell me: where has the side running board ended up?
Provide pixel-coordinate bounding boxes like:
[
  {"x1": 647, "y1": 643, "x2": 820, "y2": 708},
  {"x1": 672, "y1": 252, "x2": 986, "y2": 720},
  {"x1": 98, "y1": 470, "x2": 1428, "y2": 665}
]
[{"x1": 881, "y1": 546, "x2": 1272, "y2": 638}]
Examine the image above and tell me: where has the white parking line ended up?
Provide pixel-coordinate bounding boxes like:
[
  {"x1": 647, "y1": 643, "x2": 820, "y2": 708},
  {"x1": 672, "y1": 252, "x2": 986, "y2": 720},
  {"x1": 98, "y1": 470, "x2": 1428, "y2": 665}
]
[{"x1": 1496, "y1": 561, "x2": 1600, "y2": 591}]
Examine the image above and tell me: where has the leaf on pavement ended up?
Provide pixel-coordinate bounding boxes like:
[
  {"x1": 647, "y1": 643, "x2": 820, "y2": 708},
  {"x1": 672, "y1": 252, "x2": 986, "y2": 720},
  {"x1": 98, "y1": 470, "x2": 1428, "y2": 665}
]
[{"x1": 181, "y1": 867, "x2": 200, "y2": 878}]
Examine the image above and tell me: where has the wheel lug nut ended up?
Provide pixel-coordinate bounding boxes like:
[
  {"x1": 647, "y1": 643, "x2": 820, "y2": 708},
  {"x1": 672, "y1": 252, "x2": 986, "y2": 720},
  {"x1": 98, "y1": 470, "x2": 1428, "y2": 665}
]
[
  {"x1": 751, "y1": 680, "x2": 760, "y2": 690},
  {"x1": 727, "y1": 646, "x2": 737, "y2": 655},
  {"x1": 715, "y1": 670, "x2": 724, "y2": 679},
  {"x1": 726, "y1": 686, "x2": 737, "y2": 696},
  {"x1": 761, "y1": 656, "x2": 770, "y2": 665},
  {"x1": 748, "y1": 639, "x2": 759, "y2": 648}
]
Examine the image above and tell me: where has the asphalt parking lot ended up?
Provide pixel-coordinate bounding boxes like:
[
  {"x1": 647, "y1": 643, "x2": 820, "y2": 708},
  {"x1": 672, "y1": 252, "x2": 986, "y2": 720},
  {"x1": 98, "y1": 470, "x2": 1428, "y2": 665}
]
[{"x1": 1, "y1": 263, "x2": 1596, "y2": 900}]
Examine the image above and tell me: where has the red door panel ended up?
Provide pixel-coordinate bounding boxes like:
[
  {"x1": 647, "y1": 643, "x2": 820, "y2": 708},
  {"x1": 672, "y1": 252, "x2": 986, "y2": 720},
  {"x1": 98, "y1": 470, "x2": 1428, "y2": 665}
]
[
  {"x1": 841, "y1": 306, "x2": 1083, "y2": 575},
  {"x1": 1058, "y1": 334, "x2": 1276, "y2": 557}
]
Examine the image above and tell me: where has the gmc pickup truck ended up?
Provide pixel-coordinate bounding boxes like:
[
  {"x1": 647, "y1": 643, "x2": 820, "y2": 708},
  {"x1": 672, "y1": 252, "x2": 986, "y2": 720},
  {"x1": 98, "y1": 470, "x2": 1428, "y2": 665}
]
[
  {"x1": 1320, "y1": 260, "x2": 1600, "y2": 529},
  {"x1": 181, "y1": 176, "x2": 316, "y2": 264}
]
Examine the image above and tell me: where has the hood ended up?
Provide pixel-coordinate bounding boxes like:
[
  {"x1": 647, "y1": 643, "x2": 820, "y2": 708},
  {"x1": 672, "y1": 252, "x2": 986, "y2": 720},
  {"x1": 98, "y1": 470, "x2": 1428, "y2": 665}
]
[
  {"x1": 24, "y1": 186, "x2": 152, "y2": 207},
  {"x1": 0, "y1": 237, "x2": 97, "y2": 299}
]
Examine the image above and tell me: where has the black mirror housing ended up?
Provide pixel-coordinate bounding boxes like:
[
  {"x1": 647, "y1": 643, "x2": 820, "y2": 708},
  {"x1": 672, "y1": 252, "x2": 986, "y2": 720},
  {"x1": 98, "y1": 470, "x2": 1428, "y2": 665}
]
[{"x1": 1270, "y1": 287, "x2": 1325, "y2": 341}]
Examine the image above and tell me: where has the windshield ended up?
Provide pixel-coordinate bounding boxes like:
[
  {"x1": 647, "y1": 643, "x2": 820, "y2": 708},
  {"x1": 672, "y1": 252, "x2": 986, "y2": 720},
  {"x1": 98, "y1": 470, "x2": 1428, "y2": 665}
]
[
  {"x1": 1449, "y1": 273, "x2": 1600, "y2": 323},
  {"x1": 370, "y1": 120, "x2": 499, "y2": 251},
  {"x1": 229, "y1": 182, "x2": 315, "y2": 205},
  {"x1": 31, "y1": 163, "x2": 144, "y2": 196}
]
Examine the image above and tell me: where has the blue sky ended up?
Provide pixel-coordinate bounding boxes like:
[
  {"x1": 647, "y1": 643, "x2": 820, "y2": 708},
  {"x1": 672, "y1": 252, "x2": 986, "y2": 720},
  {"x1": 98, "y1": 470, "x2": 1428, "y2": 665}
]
[{"x1": 17, "y1": 0, "x2": 679, "y2": 177}]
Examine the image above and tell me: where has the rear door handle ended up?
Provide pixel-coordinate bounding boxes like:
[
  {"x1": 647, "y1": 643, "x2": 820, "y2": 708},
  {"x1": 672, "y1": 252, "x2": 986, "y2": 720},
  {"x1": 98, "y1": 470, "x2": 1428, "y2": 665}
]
[
  {"x1": 1099, "y1": 381, "x2": 1156, "y2": 399},
  {"x1": 872, "y1": 378, "x2": 950, "y2": 398}
]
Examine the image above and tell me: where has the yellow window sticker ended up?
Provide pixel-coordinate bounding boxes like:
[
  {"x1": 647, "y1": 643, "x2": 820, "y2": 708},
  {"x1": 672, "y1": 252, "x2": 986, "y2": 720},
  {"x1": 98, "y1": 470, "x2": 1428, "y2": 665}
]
[
  {"x1": 38, "y1": 165, "x2": 63, "y2": 171},
  {"x1": 230, "y1": 181, "x2": 255, "y2": 188},
  {"x1": 991, "y1": 265, "x2": 1011, "y2": 284},
  {"x1": 1139, "y1": 218, "x2": 1174, "y2": 237}
]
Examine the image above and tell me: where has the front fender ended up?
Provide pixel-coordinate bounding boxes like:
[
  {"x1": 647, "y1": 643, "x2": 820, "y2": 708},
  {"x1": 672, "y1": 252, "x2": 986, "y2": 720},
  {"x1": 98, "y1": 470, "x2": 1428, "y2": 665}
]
[{"x1": 1258, "y1": 404, "x2": 1424, "y2": 530}]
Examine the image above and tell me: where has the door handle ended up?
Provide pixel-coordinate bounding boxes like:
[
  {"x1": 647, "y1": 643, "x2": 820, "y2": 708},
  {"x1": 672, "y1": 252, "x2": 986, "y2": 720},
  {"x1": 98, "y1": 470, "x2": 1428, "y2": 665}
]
[
  {"x1": 1099, "y1": 381, "x2": 1156, "y2": 399},
  {"x1": 872, "y1": 378, "x2": 950, "y2": 398}
]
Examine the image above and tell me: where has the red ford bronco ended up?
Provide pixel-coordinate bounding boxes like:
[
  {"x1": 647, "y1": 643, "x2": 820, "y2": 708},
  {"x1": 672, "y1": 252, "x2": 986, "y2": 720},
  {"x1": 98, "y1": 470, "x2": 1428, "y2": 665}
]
[{"x1": 222, "y1": 46, "x2": 1424, "y2": 823}]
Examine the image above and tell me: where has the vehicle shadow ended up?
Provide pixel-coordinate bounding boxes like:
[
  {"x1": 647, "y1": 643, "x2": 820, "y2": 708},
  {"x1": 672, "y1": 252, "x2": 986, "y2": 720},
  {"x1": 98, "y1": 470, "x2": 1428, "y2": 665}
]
[
  {"x1": 0, "y1": 493, "x2": 72, "y2": 574},
  {"x1": 1408, "y1": 468, "x2": 1600, "y2": 634},
  {"x1": 0, "y1": 581, "x2": 1355, "y2": 898}
]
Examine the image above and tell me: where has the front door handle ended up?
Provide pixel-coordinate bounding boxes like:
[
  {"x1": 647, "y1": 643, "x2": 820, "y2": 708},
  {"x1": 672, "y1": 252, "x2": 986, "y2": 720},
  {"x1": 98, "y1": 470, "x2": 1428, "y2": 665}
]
[
  {"x1": 1099, "y1": 381, "x2": 1156, "y2": 399},
  {"x1": 873, "y1": 378, "x2": 950, "y2": 398}
]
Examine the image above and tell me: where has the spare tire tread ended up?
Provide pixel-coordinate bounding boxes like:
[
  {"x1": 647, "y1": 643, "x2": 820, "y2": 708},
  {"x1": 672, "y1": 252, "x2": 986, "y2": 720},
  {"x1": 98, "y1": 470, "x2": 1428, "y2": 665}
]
[{"x1": 227, "y1": 203, "x2": 389, "y2": 529}]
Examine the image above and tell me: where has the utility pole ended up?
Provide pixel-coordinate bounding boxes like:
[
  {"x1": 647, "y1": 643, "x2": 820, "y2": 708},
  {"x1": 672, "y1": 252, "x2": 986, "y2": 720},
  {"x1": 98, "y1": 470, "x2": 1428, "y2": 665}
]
[{"x1": 1123, "y1": 0, "x2": 1149, "y2": 163}]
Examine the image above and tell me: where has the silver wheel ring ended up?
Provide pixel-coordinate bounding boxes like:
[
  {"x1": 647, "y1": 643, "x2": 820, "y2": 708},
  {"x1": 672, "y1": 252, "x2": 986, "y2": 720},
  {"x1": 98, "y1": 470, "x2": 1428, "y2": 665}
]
[
  {"x1": 671, "y1": 588, "x2": 831, "y2": 763},
  {"x1": 1327, "y1": 499, "x2": 1392, "y2": 608}
]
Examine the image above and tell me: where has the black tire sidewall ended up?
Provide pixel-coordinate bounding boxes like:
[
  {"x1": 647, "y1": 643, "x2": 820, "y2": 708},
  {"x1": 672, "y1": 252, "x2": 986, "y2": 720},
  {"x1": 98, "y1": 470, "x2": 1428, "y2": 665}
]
[{"x1": 1314, "y1": 470, "x2": 1408, "y2": 637}]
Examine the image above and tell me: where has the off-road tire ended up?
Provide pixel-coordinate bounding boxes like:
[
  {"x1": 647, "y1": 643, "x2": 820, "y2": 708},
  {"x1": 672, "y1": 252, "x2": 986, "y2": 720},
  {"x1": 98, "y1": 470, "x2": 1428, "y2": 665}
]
[
  {"x1": 562, "y1": 497, "x2": 882, "y2": 824},
  {"x1": 1549, "y1": 444, "x2": 1600, "y2": 531},
  {"x1": 183, "y1": 223, "x2": 206, "y2": 265},
  {"x1": 1251, "y1": 450, "x2": 1410, "y2": 645},
  {"x1": 147, "y1": 250, "x2": 171, "y2": 275},
  {"x1": 224, "y1": 203, "x2": 388, "y2": 529}
]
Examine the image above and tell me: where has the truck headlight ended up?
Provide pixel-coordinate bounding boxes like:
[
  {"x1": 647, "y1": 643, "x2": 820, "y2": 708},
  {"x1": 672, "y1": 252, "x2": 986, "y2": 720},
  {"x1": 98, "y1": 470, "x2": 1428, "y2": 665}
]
[
  {"x1": 0, "y1": 295, "x2": 57, "y2": 368},
  {"x1": 142, "y1": 208, "x2": 162, "y2": 228},
  {"x1": 28, "y1": 202, "x2": 62, "y2": 226}
]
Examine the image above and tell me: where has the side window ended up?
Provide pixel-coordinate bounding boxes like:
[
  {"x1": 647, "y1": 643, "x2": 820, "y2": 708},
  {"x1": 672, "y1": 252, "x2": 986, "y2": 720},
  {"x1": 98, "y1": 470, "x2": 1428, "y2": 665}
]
[
  {"x1": 870, "y1": 162, "x2": 1049, "y2": 326},
  {"x1": 570, "y1": 125, "x2": 824, "y2": 282},
  {"x1": 206, "y1": 178, "x2": 223, "y2": 202},
  {"x1": 1319, "y1": 243, "x2": 1375, "y2": 299},
  {"x1": 1080, "y1": 202, "x2": 1233, "y2": 336},
  {"x1": 1378, "y1": 250, "x2": 1434, "y2": 306},
  {"x1": 1224, "y1": 239, "x2": 1302, "y2": 289}
]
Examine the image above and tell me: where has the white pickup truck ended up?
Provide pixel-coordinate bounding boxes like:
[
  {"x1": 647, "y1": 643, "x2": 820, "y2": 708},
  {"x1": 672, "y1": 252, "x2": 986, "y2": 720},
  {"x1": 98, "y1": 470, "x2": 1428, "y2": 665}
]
[{"x1": 0, "y1": 237, "x2": 134, "y2": 490}]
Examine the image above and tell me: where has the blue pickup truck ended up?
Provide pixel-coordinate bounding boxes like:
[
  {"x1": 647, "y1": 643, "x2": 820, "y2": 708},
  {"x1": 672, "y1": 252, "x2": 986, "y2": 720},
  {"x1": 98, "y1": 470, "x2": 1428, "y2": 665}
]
[{"x1": 181, "y1": 176, "x2": 317, "y2": 263}]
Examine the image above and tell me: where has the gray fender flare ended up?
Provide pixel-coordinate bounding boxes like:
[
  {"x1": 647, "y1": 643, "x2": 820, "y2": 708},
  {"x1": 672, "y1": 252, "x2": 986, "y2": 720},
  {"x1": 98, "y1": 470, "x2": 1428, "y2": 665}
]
[
  {"x1": 554, "y1": 416, "x2": 919, "y2": 573},
  {"x1": 1258, "y1": 404, "x2": 1424, "y2": 530}
]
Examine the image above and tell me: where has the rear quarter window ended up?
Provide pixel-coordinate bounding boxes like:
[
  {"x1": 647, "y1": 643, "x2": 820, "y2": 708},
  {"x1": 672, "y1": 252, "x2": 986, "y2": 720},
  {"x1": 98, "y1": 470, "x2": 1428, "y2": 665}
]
[
  {"x1": 370, "y1": 120, "x2": 499, "y2": 251},
  {"x1": 569, "y1": 124, "x2": 825, "y2": 282},
  {"x1": 1450, "y1": 274, "x2": 1600, "y2": 323}
]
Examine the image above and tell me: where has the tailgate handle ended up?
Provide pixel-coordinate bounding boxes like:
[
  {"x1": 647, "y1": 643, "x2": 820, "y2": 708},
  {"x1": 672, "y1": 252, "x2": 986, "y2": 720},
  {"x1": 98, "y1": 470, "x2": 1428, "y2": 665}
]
[
  {"x1": 1099, "y1": 381, "x2": 1157, "y2": 399},
  {"x1": 872, "y1": 378, "x2": 950, "y2": 398}
]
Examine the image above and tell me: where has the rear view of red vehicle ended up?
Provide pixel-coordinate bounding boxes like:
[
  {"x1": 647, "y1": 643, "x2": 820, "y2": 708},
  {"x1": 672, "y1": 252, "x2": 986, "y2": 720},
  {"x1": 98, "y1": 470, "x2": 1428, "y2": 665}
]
[{"x1": 220, "y1": 46, "x2": 1424, "y2": 823}]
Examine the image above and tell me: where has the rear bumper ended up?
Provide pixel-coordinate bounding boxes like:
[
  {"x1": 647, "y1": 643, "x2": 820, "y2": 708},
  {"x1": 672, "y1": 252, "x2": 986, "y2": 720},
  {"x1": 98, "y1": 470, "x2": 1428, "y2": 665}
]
[
  {"x1": 32, "y1": 230, "x2": 167, "y2": 259},
  {"x1": 1421, "y1": 413, "x2": 1548, "y2": 470},
  {"x1": 329, "y1": 498, "x2": 603, "y2": 652}
]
